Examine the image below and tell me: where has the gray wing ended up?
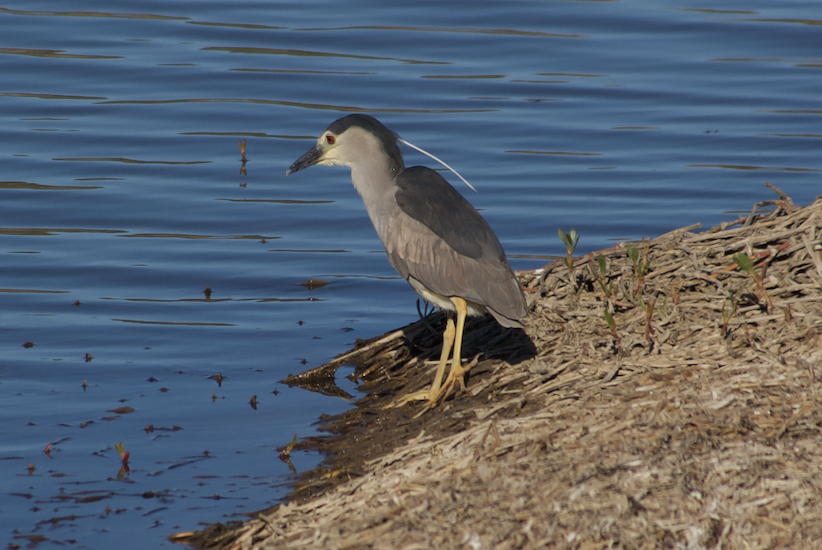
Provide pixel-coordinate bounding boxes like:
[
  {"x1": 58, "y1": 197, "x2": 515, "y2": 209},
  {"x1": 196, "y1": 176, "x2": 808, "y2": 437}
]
[{"x1": 386, "y1": 166, "x2": 527, "y2": 326}]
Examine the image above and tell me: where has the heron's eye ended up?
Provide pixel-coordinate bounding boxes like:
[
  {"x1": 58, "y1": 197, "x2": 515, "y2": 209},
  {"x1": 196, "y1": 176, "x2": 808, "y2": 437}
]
[{"x1": 326, "y1": 135, "x2": 335, "y2": 145}]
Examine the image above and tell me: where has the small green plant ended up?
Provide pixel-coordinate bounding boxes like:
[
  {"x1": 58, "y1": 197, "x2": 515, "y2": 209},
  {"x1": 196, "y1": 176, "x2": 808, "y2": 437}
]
[
  {"x1": 279, "y1": 434, "x2": 299, "y2": 474},
  {"x1": 733, "y1": 252, "x2": 773, "y2": 314},
  {"x1": 589, "y1": 254, "x2": 614, "y2": 299},
  {"x1": 279, "y1": 434, "x2": 298, "y2": 461},
  {"x1": 603, "y1": 307, "x2": 619, "y2": 344},
  {"x1": 627, "y1": 243, "x2": 651, "y2": 295},
  {"x1": 720, "y1": 291, "x2": 736, "y2": 338},
  {"x1": 558, "y1": 228, "x2": 579, "y2": 273}
]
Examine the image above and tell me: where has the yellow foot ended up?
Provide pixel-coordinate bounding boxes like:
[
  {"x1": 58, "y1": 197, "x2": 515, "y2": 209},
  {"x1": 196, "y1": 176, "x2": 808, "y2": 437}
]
[
  {"x1": 385, "y1": 297, "x2": 478, "y2": 411},
  {"x1": 428, "y1": 355, "x2": 480, "y2": 407},
  {"x1": 385, "y1": 355, "x2": 479, "y2": 411},
  {"x1": 387, "y1": 387, "x2": 435, "y2": 409}
]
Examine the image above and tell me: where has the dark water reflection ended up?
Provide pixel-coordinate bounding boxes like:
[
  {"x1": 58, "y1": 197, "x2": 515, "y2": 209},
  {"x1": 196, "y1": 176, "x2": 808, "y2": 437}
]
[{"x1": 1, "y1": 1, "x2": 820, "y2": 547}]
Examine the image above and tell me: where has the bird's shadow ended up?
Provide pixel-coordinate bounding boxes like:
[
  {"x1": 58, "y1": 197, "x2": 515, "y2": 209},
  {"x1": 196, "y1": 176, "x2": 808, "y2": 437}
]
[{"x1": 282, "y1": 310, "x2": 536, "y2": 400}]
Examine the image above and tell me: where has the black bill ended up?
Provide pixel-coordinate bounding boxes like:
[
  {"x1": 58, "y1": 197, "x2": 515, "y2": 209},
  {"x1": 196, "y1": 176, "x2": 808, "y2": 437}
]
[{"x1": 285, "y1": 145, "x2": 324, "y2": 176}]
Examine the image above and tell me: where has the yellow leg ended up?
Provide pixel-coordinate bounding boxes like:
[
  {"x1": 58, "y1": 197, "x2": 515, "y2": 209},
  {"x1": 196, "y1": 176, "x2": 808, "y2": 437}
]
[
  {"x1": 430, "y1": 297, "x2": 469, "y2": 405},
  {"x1": 430, "y1": 315, "x2": 456, "y2": 395},
  {"x1": 390, "y1": 313, "x2": 456, "y2": 407}
]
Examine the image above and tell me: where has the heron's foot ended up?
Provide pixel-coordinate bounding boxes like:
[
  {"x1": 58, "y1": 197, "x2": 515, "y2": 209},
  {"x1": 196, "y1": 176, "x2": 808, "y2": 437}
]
[
  {"x1": 387, "y1": 388, "x2": 436, "y2": 409},
  {"x1": 429, "y1": 355, "x2": 480, "y2": 406}
]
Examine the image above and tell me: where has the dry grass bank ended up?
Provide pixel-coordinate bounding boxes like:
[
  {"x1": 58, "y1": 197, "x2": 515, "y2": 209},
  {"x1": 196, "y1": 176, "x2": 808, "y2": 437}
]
[{"x1": 183, "y1": 188, "x2": 822, "y2": 550}]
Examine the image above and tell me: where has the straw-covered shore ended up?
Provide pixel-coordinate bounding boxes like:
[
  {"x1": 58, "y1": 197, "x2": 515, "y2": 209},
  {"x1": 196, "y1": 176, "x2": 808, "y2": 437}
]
[{"x1": 180, "y1": 185, "x2": 822, "y2": 549}]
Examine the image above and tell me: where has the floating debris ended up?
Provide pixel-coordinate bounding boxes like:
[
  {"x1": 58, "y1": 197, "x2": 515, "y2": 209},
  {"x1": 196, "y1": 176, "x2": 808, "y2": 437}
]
[{"x1": 297, "y1": 278, "x2": 329, "y2": 290}]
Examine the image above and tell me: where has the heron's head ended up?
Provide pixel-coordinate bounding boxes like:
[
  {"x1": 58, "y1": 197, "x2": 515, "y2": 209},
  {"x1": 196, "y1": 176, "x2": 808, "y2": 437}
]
[{"x1": 286, "y1": 114, "x2": 404, "y2": 176}]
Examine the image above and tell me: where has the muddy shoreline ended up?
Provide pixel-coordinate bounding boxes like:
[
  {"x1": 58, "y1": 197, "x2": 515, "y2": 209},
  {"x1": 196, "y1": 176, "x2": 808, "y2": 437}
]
[{"x1": 179, "y1": 188, "x2": 822, "y2": 549}]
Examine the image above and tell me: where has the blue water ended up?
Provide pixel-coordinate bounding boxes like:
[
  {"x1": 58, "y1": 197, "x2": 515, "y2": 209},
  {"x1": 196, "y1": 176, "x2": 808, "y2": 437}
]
[{"x1": 1, "y1": 1, "x2": 819, "y2": 548}]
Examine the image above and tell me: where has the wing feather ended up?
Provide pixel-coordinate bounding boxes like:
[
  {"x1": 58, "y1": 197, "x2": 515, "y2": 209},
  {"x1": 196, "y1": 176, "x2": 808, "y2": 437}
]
[{"x1": 385, "y1": 167, "x2": 526, "y2": 326}]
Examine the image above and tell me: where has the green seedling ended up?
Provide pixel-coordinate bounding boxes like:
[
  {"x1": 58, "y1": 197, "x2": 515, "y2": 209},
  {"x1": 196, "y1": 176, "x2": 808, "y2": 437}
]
[
  {"x1": 279, "y1": 434, "x2": 298, "y2": 461},
  {"x1": 614, "y1": 280, "x2": 627, "y2": 304},
  {"x1": 733, "y1": 252, "x2": 753, "y2": 273},
  {"x1": 557, "y1": 228, "x2": 579, "y2": 273},
  {"x1": 590, "y1": 254, "x2": 614, "y2": 299},
  {"x1": 733, "y1": 252, "x2": 773, "y2": 314},
  {"x1": 627, "y1": 243, "x2": 651, "y2": 295},
  {"x1": 603, "y1": 307, "x2": 618, "y2": 342},
  {"x1": 279, "y1": 434, "x2": 299, "y2": 474}
]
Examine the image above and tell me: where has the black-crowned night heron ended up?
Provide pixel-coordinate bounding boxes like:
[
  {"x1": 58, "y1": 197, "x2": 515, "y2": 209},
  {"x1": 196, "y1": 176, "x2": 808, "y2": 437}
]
[{"x1": 286, "y1": 114, "x2": 527, "y2": 406}]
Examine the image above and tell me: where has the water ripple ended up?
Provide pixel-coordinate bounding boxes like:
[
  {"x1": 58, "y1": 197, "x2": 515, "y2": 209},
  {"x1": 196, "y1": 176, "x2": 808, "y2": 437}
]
[
  {"x1": 0, "y1": 6, "x2": 186, "y2": 20},
  {"x1": 0, "y1": 181, "x2": 102, "y2": 190},
  {"x1": 97, "y1": 97, "x2": 494, "y2": 113},
  {"x1": 202, "y1": 46, "x2": 450, "y2": 65},
  {"x1": 298, "y1": 25, "x2": 586, "y2": 39},
  {"x1": 52, "y1": 157, "x2": 212, "y2": 165},
  {"x1": 0, "y1": 48, "x2": 121, "y2": 59}
]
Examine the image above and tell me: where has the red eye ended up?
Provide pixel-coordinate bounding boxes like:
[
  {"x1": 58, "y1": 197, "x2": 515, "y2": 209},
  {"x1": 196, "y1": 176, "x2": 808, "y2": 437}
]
[{"x1": 326, "y1": 135, "x2": 335, "y2": 144}]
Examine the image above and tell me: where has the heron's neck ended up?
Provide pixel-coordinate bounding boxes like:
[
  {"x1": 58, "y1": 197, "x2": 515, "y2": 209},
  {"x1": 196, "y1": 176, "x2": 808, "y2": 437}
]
[{"x1": 349, "y1": 159, "x2": 400, "y2": 241}]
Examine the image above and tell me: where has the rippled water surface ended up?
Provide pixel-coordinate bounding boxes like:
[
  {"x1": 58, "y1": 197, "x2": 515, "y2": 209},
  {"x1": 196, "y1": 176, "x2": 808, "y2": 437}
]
[{"x1": 1, "y1": 1, "x2": 820, "y2": 547}]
